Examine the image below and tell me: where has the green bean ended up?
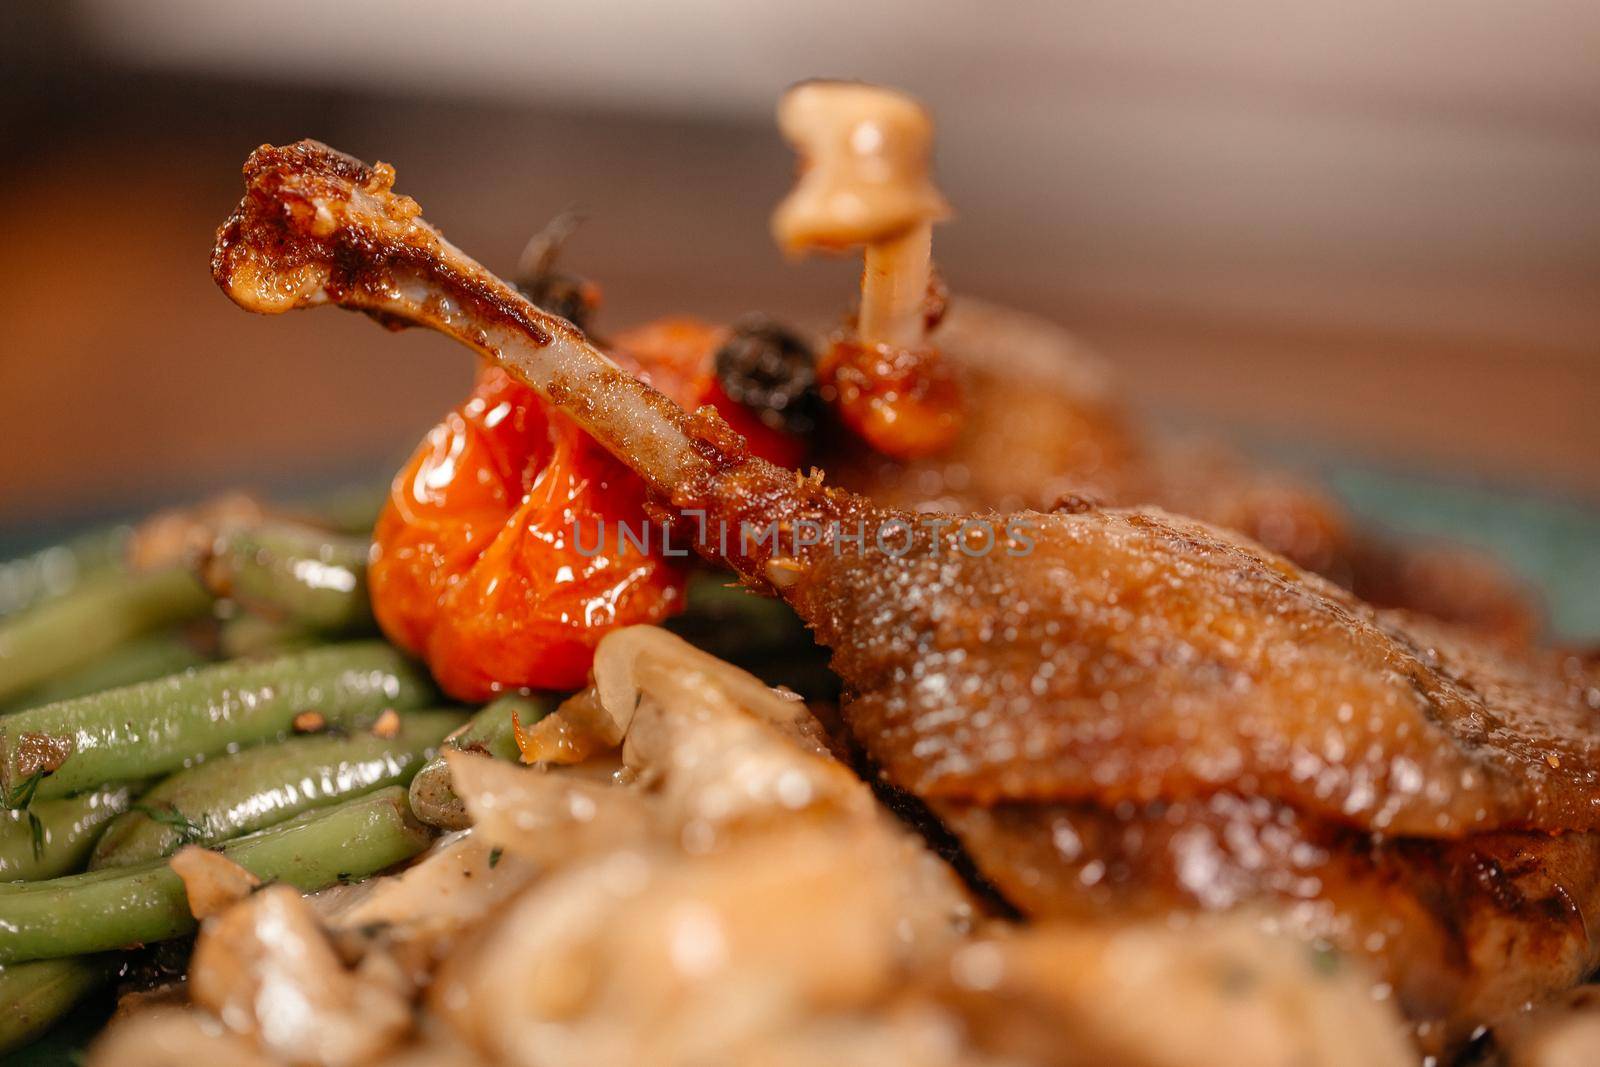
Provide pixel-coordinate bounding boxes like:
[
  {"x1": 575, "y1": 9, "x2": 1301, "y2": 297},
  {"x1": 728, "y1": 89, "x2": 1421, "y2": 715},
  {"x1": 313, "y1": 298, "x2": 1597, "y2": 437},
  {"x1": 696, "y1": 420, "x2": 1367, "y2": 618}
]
[
  {"x1": 0, "y1": 568, "x2": 212, "y2": 707},
  {"x1": 0, "y1": 642, "x2": 436, "y2": 807},
  {"x1": 0, "y1": 864, "x2": 132, "y2": 895},
  {"x1": 0, "y1": 955, "x2": 117, "y2": 1054},
  {"x1": 0, "y1": 787, "x2": 429, "y2": 963},
  {"x1": 0, "y1": 785, "x2": 141, "y2": 881},
  {"x1": 454, "y1": 694, "x2": 541, "y2": 764},
  {"x1": 5, "y1": 633, "x2": 210, "y2": 713},
  {"x1": 204, "y1": 521, "x2": 374, "y2": 634},
  {"x1": 91, "y1": 709, "x2": 464, "y2": 867},
  {"x1": 217, "y1": 614, "x2": 319, "y2": 659},
  {"x1": 409, "y1": 694, "x2": 553, "y2": 830},
  {"x1": 0, "y1": 525, "x2": 129, "y2": 620}
]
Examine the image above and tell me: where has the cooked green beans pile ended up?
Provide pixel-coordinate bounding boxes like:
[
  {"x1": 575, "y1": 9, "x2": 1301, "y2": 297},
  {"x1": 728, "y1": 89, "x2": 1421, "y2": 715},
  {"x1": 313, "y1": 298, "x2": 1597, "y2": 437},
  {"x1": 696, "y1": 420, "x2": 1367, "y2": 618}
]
[
  {"x1": 0, "y1": 567, "x2": 211, "y2": 707},
  {"x1": 0, "y1": 955, "x2": 119, "y2": 1053},
  {"x1": 0, "y1": 525, "x2": 130, "y2": 620},
  {"x1": 0, "y1": 504, "x2": 449, "y2": 1053},
  {"x1": 0, "y1": 494, "x2": 821, "y2": 1053},
  {"x1": 0, "y1": 784, "x2": 142, "y2": 881}
]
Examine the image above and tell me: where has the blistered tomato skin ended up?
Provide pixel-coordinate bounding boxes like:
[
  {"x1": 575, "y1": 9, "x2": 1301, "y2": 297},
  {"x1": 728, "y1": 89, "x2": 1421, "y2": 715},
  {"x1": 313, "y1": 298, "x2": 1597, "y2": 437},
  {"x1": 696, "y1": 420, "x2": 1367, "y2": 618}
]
[
  {"x1": 370, "y1": 366, "x2": 688, "y2": 699},
  {"x1": 371, "y1": 318, "x2": 808, "y2": 700}
]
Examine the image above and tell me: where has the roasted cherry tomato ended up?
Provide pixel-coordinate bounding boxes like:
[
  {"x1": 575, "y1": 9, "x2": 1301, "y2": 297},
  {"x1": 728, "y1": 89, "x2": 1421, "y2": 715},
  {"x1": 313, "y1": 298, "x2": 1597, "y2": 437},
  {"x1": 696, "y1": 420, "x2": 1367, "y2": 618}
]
[
  {"x1": 371, "y1": 366, "x2": 688, "y2": 699},
  {"x1": 371, "y1": 319, "x2": 809, "y2": 699}
]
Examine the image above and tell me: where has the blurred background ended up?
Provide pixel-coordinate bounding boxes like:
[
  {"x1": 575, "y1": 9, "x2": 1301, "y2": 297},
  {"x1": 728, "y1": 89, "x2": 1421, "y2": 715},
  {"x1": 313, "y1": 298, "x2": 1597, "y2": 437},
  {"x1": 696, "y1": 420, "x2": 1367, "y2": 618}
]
[{"x1": 1, "y1": 1, "x2": 1597, "y2": 628}]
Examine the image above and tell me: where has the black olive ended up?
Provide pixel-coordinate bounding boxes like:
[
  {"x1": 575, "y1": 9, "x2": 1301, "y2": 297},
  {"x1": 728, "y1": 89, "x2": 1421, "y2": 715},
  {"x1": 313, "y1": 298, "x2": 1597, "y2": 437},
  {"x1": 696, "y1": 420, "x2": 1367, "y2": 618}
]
[
  {"x1": 714, "y1": 317, "x2": 821, "y2": 436},
  {"x1": 516, "y1": 272, "x2": 597, "y2": 332}
]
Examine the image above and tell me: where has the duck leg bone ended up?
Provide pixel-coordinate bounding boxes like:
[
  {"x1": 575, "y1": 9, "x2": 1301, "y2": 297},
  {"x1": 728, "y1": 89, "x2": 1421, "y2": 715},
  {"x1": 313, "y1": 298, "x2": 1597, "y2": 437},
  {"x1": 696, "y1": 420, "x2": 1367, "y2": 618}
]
[{"x1": 214, "y1": 142, "x2": 716, "y2": 497}]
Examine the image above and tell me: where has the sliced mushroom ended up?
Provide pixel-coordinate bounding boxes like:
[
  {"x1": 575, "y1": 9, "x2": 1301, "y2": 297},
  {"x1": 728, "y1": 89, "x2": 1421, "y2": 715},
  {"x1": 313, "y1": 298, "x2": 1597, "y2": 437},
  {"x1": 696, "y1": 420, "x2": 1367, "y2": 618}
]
[
  {"x1": 88, "y1": 1008, "x2": 278, "y2": 1067},
  {"x1": 446, "y1": 751, "x2": 652, "y2": 863},
  {"x1": 170, "y1": 845, "x2": 261, "y2": 921},
  {"x1": 189, "y1": 884, "x2": 410, "y2": 1067},
  {"x1": 431, "y1": 822, "x2": 959, "y2": 1067}
]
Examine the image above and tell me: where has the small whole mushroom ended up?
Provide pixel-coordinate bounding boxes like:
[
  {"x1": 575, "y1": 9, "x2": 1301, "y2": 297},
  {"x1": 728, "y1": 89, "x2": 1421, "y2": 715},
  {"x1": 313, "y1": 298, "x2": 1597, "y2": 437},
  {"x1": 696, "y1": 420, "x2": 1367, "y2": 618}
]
[{"x1": 773, "y1": 80, "x2": 963, "y2": 458}]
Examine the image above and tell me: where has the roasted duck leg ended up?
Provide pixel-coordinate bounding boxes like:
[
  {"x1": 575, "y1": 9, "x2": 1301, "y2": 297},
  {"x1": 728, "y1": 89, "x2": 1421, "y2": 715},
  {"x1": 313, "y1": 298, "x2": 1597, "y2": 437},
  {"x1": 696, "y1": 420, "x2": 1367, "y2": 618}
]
[{"x1": 212, "y1": 142, "x2": 1600, "y2": 1055}]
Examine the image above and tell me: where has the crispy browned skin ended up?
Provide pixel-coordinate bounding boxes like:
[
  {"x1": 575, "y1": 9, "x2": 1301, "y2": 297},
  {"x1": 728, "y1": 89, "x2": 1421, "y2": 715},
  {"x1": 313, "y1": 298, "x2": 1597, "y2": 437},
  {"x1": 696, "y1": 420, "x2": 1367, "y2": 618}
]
[
  {"x1": 824, "y1": 300, "x2": 1539, "y2": 644},
  {"x1": 212, "y1": 142, "x2": 1600, "y2": 1055},
  {"x1": 833, "y1": 514, "x2": 1588, "y2": 831}
]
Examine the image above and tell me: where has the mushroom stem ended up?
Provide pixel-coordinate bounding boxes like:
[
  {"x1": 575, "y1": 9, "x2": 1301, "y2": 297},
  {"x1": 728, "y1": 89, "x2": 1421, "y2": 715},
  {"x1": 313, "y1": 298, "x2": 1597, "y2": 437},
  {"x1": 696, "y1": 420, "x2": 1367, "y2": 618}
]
[{"x1": 858, "y1": 223, "x2": 931, "y2": 351}]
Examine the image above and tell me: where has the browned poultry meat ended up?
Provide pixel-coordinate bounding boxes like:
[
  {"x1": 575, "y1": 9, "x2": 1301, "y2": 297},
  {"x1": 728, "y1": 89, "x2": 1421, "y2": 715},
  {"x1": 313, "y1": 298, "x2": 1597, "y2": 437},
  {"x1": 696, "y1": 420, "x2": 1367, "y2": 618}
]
[
  {"x1": 211, "y1": 141, "x2": 1600, "y2": 1057},
  {"x1": 825, "y1": 298, "x2": 1539, "y2": 644}
]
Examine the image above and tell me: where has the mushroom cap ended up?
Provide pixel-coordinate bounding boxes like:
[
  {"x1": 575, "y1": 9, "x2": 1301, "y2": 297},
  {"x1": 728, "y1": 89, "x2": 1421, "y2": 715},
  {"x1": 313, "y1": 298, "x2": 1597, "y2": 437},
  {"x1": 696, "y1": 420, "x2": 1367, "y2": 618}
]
[{"x1": 772, "y1": 81, "x2": 951, "y2": 255}]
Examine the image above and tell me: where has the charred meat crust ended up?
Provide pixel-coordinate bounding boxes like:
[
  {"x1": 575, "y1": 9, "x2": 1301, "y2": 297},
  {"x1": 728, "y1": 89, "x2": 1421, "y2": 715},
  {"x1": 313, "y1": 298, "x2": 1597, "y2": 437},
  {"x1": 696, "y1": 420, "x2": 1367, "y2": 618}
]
[{"x1": 830, "y1": 299, "x2": 1540, "y2": 644}]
